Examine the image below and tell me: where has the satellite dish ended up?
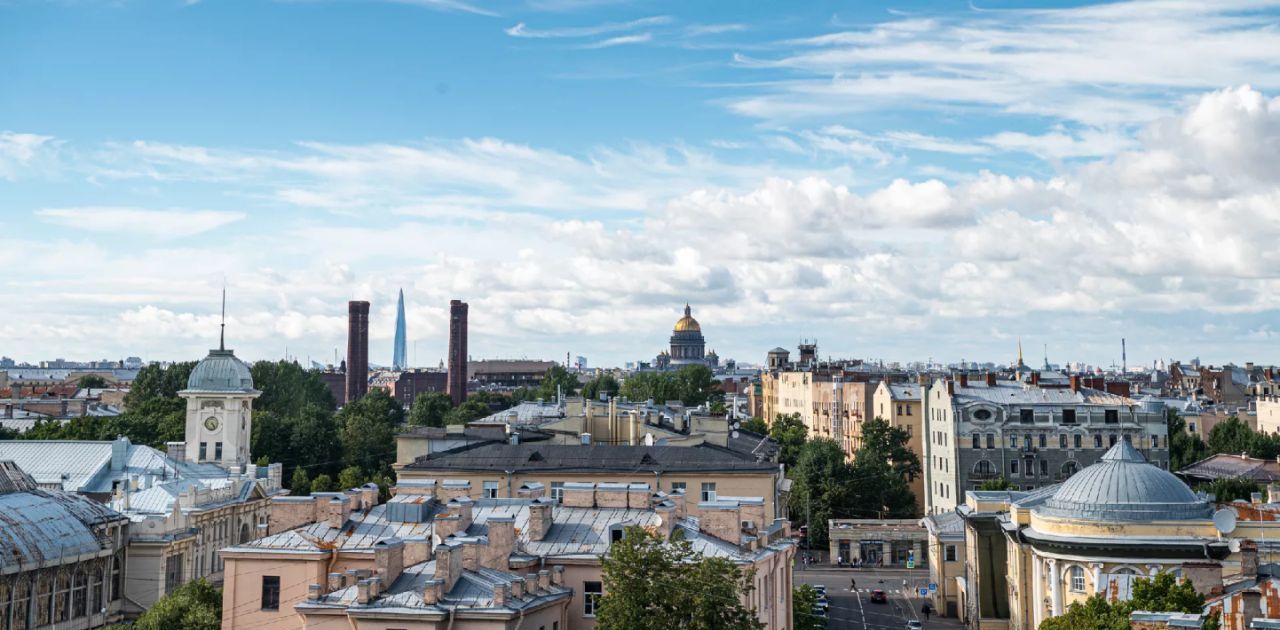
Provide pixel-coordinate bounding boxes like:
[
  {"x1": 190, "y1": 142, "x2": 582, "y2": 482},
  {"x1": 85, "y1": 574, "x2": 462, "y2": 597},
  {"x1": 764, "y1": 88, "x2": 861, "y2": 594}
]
[
  {"x1": 732, "y1": 421, "x2": 741, "y2": 430},
  {"x1": 643, "y1": 434, "x2": 655, "y2": 446},
  {"x1": 1213, "y1": 509, "x2": 1238, "y2": 535},
  {"x1": 1229, "y1": 538, "x2": 1242, "y2": 553}
]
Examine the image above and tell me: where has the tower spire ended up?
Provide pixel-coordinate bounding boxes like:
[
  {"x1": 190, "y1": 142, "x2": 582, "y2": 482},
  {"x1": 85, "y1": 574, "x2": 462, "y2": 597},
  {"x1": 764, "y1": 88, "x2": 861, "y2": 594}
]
[
  {"x1": 1017, "y1": 338, "x2": 1023, "y2": 365},
  {"x1": 219, "y1": 285, "x2": 226, "y2": 351}
]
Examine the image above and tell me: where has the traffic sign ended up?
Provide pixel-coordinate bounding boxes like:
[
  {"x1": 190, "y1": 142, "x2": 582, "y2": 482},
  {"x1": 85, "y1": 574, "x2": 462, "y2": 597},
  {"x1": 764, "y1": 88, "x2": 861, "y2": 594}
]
[
  {"x1": 928, "y1": 583, "x2": 937, "y2": 593},
  {"x1": 907, "y1": 560, "x2": 915, "y2": 569},
  {"x1": 918, "y1": 588, "x2": 929, "y2": 597}
]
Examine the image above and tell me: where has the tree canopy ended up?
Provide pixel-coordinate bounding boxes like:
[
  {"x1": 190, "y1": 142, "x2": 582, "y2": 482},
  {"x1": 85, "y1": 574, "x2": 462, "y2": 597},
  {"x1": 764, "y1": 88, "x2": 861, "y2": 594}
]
[
  {"x1": 337, "y1": 388, "x2": 403, "y2": 477},
  {"x1": 1196, "y1": 477, "x2": 1262, "y2": 503},
  {"x1": 793, "y1": 584, "x2": 826, "y2": 630},
  {"x1": 1039, "y1": 571, "x2": 1217, "y2": 630},
  {"x1": 767, "y1": 413, "x2": 808, "y2": 470},
  {"x1": 77, "y1": 374, "x2": 108, "y2": 389},
  {"x1": 595, "y1": 526, "x2": 762, "y2": 630},
  {"x1": 1206, "y1": 416, "x2": 1280, "y2": 460},
  {"x1": 533, "y1": 365, "x2": 580, "y2": 401},
  {"x1": 408, "y1": 391, "x2": 452, "y2": 427},
  {"x1": 112, "y1": 578, "x2": 221, "y2": 630},
  {"x1": 582, "y1": 373, "x2": 621, "y2": 401},
  {"x1": 978, "y1": 477, "x2": 1016, "y2": 491},
  {"x1": 619, "y1": 365, "x2": 721, "y2": 406},
  {"x1": 1168, "y1": 409, "x2": 1210, "y2": 471}
]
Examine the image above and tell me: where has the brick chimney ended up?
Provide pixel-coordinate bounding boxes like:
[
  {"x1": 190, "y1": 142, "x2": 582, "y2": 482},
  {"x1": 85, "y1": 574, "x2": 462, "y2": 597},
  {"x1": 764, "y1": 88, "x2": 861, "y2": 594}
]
[
  {"x1": 433, "y1": 543, "x2": 463, "y2": 592},
  {"x1": 699, "y1": 502, "x2": 742, "y2": 545},
  {"x1": 434, "y1": 498, "x2": 474, "y2": 539},
  {"x1": 356, "y1": 578, "x2": 372, "y2": 605},
  {"x1": 527, "y1": 499, "x2": 553, "y2": 541},
  {"x1": 373, "y1": 538, "x2": 404, "y2": 583},
  {"x1": 328, "y1": 572, "x2": 345, "y2": 592},
  {"x1": 561, "y1": 482, "x2": 595, "y2": 507},
  {"x1": 627, "y1": 483, "x2": 650, "y2": 508},
  {"x1": 360, "y1": 483, "x2": 380, "y2": 510},
  {"x1": 552, "y1": 565, "x2": 564, "y2": 587},
  {"x1": 1070, "y1": 375, "x2": 1081, "y2": 392},
  {"x1": 1030, "y1": 371, "x2": 1040, "y2": 386},
  {"x1": 654, "y1": 501, "x2": 677, "y2": 539},
  {"x1": 958, "y1": 372, "x2": 968, "y2": 388},
  {"x1": 482, "y1": 516, "x2": 516, "y2": 570},
  {"x1": 492, "y1": 582, "x2": 508, "y2": 607},
  {"x1": 1241, "y1": 539, "x2": 1260, "y2": 577},
  {"x1": 537, "y1": 570, "x2": 551, "y2": 592},
  {"x1": 326, "y1": 497, "x2": 348, "y2": 530},
  {"x1": 422, "y1": 578, "x2": 443, "y2": 605},
  {"x1": 985, "y1": 372, "x2": 996, "y2": 387},
  {"x1": 515, "y1": 482, "x2": 545, "y2": 499},
  {"x1": 307, "y1": 584, "x2": 322, "y2": 601},
  {"x1": 946, "y1": 379, "x2": 954, "y2": 395},
  {"x1": 510, "y1": 575, "x2": 525, "y2": 599},
  {"x1": 668, "y1": 490, "x2": 687, "y2": 519}
]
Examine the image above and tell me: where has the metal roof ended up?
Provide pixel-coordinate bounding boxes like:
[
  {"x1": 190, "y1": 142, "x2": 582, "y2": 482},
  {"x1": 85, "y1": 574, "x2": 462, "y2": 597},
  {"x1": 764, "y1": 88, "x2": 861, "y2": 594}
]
[
  {"x1": 0, "y1": 463, "x2": 127, "y2": 572},
  {"x1": 183, "y1": 349, "x2": 256, "y2": 393},
  {"x1": 1178, "y1": 453, "x2": 1280, "y2": 482},
  {"x1": 0, "y1": 438, "x2": 229, "y2": 493},
  {"x1": 1036, "y1": 441, "x2": 1212, "y2": 523},
  {"x1": 405, "y1": 443, "x2": 777, "y2": 474},
  {"x1": 952, "y1": 382, "x2": 1137, "y2": 407}
]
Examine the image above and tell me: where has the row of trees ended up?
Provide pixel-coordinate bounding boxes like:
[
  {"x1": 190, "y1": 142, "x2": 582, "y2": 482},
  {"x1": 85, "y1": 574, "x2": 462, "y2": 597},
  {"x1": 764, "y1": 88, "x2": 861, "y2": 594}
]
[{"x1": 617, "y1": 364, "x2": 719, "y2": 407}]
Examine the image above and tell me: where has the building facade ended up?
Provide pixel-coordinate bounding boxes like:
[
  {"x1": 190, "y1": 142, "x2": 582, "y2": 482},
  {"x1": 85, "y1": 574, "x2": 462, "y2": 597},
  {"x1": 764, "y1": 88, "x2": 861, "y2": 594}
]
[
  {"x1": 760, "y1": 368, "x2": 876, "y2": 459},
  {"x1": 874, "y1": 380, "x2": 927, "y2": 513},
  {"x1": 925, "y1": 373, "x2": 1169, "y2": 514}
]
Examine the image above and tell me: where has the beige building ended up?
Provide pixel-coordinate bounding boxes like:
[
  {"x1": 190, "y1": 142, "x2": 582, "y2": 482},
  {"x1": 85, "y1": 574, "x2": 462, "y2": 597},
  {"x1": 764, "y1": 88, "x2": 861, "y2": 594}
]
[
  {"x1": 396, "y1": 441, "x2": 787, "y2": 523},
  {"x1": 874, "y1": 380, "x2": 926, "y2": 513},
  {"x1": 760, "y1": 369, "x2": 875, "y2": 458},
  {"x1": 922, "y1": 511, "x2": 964, "y2": 618},
  {"x1": 222, "y1": 480, "x2": 795, "y2": 630}
]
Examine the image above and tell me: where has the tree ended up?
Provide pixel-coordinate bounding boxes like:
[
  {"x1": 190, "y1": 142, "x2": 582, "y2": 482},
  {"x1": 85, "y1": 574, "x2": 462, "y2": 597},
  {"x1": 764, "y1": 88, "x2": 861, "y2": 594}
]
[
  {"x1": 741, "y1": 417, "x2": 768, "y2": 434},
  {"x1": 793, "y1": 584, "x2": 825, "y2": 630},
  {"x1": 77, "y1": 375, "x2": 108, "y2": 389},
  {"x1": 124, "y1": 362, "x2": 195, "y2": 410},
  {"x1": 251, "y1": 360, "x2": 337, "y2": 414},
  {"x1": 443, "y1": 397, "x2": 492, "y2": 425},
  {"x1": 408, "y1": 392, "x2": 453, "y2": 427},
  {"x1": 620, "y1": 372, "x2": 681, "y2": 404},
  {"x1": 978, "y1": 477, "x2": 1017, "y2": 491},
  {"x1": 1040, "y1": 571, "x2": 1213, "y2": 630},
  {"x1": 582, "y1": 374, "x2": 621, "y2": 401},
  {"x1": 124, "y1": 578, "x2": 221, "y2": 630},
  {"x1": 1196, "y1": 477, "x2": 1262, "y2": 503},
  {"x1": 311, "y1": 474, "x2": 335, "y2": 494},
  {"x1": 1038, "y1": 593, "x2": 1131, "y2": 630},
  {"x1": 595, "y1": 526, "x2": 762, "y2": 630},
  {"x1": 862, "y1": 418, "x2": 922, "y2": 482},
  {"x1": 789, "y1": 439, "x2": 856, "y2": 548},
  {"x1": 535, "y1": 365, "x2": 580, "y2": 401},
  {"x1": 290, "y1": 467, "x2": 311, "y2": 496},
  {"x1": 338, "y1": 466, "x2": 366, "y2": 490},
  {"x1": 1168, "y1": 409, "x2": 1210, "y2": 471},
  {"x1": 337, "y1": 389, "x2": 403, "y2": 477},
  {"x1": 769, "y1": 413, "x2": 809, "y2": 470},
  {"x1": 674, "y1": 364, "x2": 718, "y2": 406}
]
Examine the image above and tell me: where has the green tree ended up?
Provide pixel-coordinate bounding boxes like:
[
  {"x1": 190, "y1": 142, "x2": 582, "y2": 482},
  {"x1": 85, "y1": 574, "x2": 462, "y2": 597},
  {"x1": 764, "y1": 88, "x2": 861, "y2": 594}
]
[
  {"x1": 793, "y1": 584, "x2": 825, "y2": 630},
  {"x1": 124, "y1": 362, "x2": 196, "y2": 410},
  {"x1": 596, "y1": 526, "x2": 762, "y2": 630},
  {"x1": 769, "y1": 413, "x2": 809, "y2": 470},
  {"x1": 289, "y1": 404, "x2": 343, "y2": 478},
  {"x1": 789, "y1": 438, "x2": 856, "y2": 548},
  {"x1": 1208, "y1": 416, "x2": 1254, "y2": 456},
  {"x1": 1038, "y1": 593, "x2": 1131, "y2": 630},
  {"x1": 338, "y1": 465, "x2": 366, "y2": 490},
  {"x1": 978, "y1": 477, "x2": 1017, "y2": 491},
  {"x1": 1168, "y1": 409, "x2": 1210, "y2": 471},
  {"x1": 290, "y1": 467, "x2": 311, "y2": 496},
  {"x1": 619, "y1": 371, "x2": 681, "y2": 404},
  {"x1": 582, "y1": 374, "x2": 621, "y2": 401},
  {"x1": 741, "y1": 417, "x2": 768, "y2": 434},
  {"x1": 861, "y1": 418, "x2": 922, "y2": 482},
  {"x1": 311, "y1": 473, "x2": 335, "y2": 494},
  {"x1": 535, "y1": 365, "x2": 580, "y2": 401},
  {"x1": 674, "y1": 364, "x2": 718, "y2": 406},
  {"x1": 250, "y1": 360, "x2": 337, "y2": 414},
  {"x1": 77, "y1": 374, "x2": 108, "y2": 389},
  {"x1": 407, "y1": 391, "x2": 453, "y2": 427},
  {"x1": 443, "y1": 397, "x2": 492, "y2": 425},
  {"x1": 1040, "y1": 572, "x2": 1213, "y2": 630},
  {"x1": 1196, "y1": 477, "x2": 1262, "y2": 503},
  {"x1": 338, "y1": 388, "x2": 403, "y2": 476},
  {"x1": 125, "y1": 578, "x2": 221, "y2": 630}
]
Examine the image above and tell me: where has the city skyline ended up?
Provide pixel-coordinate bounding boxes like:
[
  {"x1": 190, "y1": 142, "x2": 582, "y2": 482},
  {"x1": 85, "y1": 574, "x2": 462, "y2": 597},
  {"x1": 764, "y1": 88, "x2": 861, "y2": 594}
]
[{"x1": 3, "y1": 1, "x2": 1280, "y2": 366}]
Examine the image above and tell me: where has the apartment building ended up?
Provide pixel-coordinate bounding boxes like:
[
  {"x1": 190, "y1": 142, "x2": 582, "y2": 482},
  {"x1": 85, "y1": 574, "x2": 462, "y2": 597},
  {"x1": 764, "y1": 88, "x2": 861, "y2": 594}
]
[{"x1": 873, "y1": 380, "x2": 926, "y2": 513}]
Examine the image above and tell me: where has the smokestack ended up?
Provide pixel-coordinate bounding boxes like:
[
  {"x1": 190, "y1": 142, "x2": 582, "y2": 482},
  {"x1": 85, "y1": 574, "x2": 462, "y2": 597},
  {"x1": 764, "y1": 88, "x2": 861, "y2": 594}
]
[
  {"x1": 1070, "y1": 375, "x2": 1081, "y2": 392},
  {"x1": 346, "y1": 301, "x2": 370, "y2": 404},
  {"x1": 447, "y1": 300, "x2": 469, "y2": 406}
]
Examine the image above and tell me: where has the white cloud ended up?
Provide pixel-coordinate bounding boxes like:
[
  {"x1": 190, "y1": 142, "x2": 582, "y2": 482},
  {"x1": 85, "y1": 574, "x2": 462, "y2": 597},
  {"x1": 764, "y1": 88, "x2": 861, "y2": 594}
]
[
  {"x1": 505, "y1": 15, "x2": 670, "y2": 38},
  {"x1": 581, "y1": 33, "x2": 652, "y2": 48},
  {"x1": 0, "y1": 131, "x2": 58, "y2": 179},
  {"x1": 35, "y1": 207, "x2": 247, "y2": 238}
]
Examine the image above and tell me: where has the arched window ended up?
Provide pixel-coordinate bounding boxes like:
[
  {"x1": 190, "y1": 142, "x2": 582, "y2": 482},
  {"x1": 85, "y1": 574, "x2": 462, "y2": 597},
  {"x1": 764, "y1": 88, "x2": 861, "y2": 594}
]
[
  {"x1": 13, "y1": 576, "x2": 31, "y2": 630},
  {"x1": 89, "y1": 565, "x2": 104, "y2": 616},
  {"x1": 111, "y1": 551, "x2": 124, "y2": 604},
  {"x1": 55, "y1": 572, "x2": 71, "y2": 621},
  {"x1": 1069, "y1": 566, "x2": 1086, "y2": 592},
  {"x1": 974, "y1": 460, "x2": 996, "y2": 476},
  {"x1": 240, "y1": 522, "x2": 252, "y2": 544},
  {"x1": 72, "y1": 569, "x2": 87, "y2": 618},
  {"x1": 1061, "y1": 461, "x2": 1079, "y2": 477},
  {"x1": 36, "y1": 574, "x2": 52, "y2": 626}
]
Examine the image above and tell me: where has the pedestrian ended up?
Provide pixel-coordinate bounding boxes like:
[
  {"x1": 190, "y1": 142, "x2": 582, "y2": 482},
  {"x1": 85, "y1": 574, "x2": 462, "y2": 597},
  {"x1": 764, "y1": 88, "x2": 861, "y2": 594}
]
[{"x1": 851, "y1": 578, "x2": 856, "y2": 591}]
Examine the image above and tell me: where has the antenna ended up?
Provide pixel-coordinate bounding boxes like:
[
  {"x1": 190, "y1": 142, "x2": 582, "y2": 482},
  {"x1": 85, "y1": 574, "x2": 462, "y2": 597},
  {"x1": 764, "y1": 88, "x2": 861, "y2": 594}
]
[
  {"x1": 219, "y1": 284, "x2": 226, "y2": 351},
  {"x1": 1122, "y1": 338, "x2": 1127, "y2": 374}
]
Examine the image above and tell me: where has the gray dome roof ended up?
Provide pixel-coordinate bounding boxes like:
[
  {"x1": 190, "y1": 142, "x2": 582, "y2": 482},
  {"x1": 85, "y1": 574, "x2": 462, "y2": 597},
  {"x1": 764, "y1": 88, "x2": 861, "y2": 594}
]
[
  {"x1": 1036, "y1": 441, "x2": 1211, "y2": 522},
  {"x1": 185, "y1": 349, "x2": 255, "y2": 393}
]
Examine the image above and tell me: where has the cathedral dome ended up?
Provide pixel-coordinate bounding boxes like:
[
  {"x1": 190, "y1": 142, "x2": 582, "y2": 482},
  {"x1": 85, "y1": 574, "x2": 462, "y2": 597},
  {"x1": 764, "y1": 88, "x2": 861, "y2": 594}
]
[
  {"x1": 1036, "y1": 440, "x2": 1211, "y2": 523},
  {"x1": 185, "y1": 349, "x2": 256, "y2": 393},
  {"x1": 673, "y1": 304, "x2": 701, "y2": 333}
]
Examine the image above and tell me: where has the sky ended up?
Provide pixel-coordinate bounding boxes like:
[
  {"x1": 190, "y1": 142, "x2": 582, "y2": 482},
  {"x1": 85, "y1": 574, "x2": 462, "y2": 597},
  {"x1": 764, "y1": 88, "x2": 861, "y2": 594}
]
[{"x1": 3, "y1": 0, "x2": 1280, "y2": 369}]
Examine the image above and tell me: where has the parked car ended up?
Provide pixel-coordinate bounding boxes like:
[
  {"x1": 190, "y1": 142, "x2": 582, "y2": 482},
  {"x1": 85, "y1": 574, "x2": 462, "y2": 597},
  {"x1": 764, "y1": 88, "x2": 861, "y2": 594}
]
[
  {"x1": 814, "y1": 584, "x2": 827, "y2": 595},
  {"x1": 870, "y1": 590, "x2": 888, "y2": 603},
  {"x1": 815, "y1": 595, "x2": 830, "y2": 610},
  {"x1": 906, "y1": 621, "x2": 924, "y2": 630}
]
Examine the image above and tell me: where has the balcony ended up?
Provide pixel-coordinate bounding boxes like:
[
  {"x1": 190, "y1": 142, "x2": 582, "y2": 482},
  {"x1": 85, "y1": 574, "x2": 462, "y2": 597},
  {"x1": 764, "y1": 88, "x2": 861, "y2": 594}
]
[{"x1": 970, "y1": 470, "x2": 998, "y2": 481}]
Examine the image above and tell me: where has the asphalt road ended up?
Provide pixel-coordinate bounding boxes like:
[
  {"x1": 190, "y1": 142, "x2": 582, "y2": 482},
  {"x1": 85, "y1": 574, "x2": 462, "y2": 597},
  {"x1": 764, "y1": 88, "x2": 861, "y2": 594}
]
[{"x1": 794, "y1": 566, "x2": 963, "y2": 630}]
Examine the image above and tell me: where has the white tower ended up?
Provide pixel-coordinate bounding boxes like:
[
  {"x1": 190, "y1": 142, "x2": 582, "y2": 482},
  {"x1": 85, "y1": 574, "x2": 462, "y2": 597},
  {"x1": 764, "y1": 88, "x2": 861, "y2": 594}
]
[{"x1": 178, "y1": 296, "x2": 260, "y2": 469}]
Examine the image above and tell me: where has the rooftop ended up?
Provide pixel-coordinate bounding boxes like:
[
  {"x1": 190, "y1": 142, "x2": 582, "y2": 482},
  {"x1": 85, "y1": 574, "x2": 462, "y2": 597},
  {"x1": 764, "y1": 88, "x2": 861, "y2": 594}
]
[
  {"x1": 1036, "y1": 441, "x2": 1212, "y2": 523},
  {"x1": 0, "y1": 461, "x2": 128, "y2": 572},
  {"x1": 949, "y1": 380, "x2": 1139, "y2": 406},
  {"x1": 403, "y1": 442, "x2": 778, "y2": 474}
]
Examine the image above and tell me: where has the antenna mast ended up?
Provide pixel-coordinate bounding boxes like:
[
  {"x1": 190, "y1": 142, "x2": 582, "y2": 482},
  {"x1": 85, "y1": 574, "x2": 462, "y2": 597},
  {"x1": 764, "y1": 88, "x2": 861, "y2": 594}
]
[{"x1": 219, "y1": 285, "x2": 226, "y2": 351}]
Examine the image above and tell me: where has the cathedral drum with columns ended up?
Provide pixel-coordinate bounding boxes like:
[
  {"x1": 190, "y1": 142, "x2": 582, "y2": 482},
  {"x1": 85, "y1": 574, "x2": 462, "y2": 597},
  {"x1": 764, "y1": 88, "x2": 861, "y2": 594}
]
[{"x1": 667, "y1": 303, "x2": 713, "y2": 367}]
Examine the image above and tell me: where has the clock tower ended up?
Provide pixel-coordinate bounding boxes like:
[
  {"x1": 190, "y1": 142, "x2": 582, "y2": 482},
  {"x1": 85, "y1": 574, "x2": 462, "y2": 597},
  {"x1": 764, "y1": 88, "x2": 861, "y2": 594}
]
[{"x1": 179, "y1": 341, "x2": 260, "y2": 470}]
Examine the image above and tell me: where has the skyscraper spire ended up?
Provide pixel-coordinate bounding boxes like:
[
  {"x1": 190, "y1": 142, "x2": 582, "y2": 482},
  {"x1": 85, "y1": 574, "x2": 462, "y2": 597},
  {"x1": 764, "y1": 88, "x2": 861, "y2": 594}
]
[
  {"x1": 393, "y1": 289, "x2": 408, "y2": 371},
  {"x1": 219, "y1": 285, "x2": 226, "y2": 351}
]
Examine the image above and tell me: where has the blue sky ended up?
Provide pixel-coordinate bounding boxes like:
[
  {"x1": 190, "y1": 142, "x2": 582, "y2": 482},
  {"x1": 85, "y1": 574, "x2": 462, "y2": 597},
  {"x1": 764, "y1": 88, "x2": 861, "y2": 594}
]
[{"x1": 3, "y1": 0, "x2": 1280, "y2": 369}]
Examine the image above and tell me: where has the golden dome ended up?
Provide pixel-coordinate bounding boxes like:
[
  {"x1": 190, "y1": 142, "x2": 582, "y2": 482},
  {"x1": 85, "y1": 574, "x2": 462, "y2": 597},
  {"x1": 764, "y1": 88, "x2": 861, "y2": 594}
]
[{"x1": 673, "y1": 304, "x2": 701, "y2": 333}]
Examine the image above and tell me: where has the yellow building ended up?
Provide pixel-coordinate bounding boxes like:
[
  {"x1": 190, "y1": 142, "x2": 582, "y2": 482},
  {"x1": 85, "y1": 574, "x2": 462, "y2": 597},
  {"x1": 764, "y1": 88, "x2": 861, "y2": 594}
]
[
  {"x1": 943, "y1": 441, "x2": 1233, "y2": 629},
  {"x1": 874, "y1": 380, "x2": 926, "y2": 513},
  {"x1": 759, "y1": 369, "x2": 874, "y2": 458}
]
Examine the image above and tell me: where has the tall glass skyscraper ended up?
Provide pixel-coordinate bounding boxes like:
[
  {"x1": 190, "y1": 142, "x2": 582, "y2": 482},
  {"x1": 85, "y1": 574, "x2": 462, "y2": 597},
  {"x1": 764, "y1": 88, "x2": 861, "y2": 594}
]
[{"x1": 392, "y1": 288, "x2": 408, "y2": 370}]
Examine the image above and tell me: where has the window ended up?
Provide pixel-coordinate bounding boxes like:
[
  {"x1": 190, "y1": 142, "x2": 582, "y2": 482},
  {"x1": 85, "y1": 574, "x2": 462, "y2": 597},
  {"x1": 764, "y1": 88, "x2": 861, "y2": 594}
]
[
  {"x1": 1074, "y1": 434, "x2": 1083, "y2": 449},
  {"x1": 986, "y1": 433, "x2": 995, "y2": 449},
  {"x1": 1039, "y1": 460, "x2": 1048, "y2": 476},
  {"x1": 199, "y1": 442, "x2": 208, "y2": 461},
  {"x1": 1109, "y1": 434, "x2": 1118, "y2": 447},
  {"x1": 483, "y1": 481, "x2": 499, "y2": 499},
  {"x1": 1020, "y1": 409, "x2": 1034, "y2": 424},
  {"x1": 550, "y1": 481, "x2": 565, "y2": 504},
  {"x1": 670, "y1": 481, "x2": 686, "y2": 495},
  {"x1": 1038, "y1": 434, "x2": 1047, "y2": 448},
  {"x1": 973, "y1": 460, "x2": 995, "y2": 476},
  {"x1": 973, "y1": 409, "x2": 993, "y2": 421},
  {"x1": 1069, "y1": 566, "x2": 1085, "y2": 592},
  {"x1": 1105, "y1": 409, "x2": 1119, "y2": 424},
  {"x1": 584, "y1": 581, "x2": 603, "y2": 617},
  {"x1": 1062, "y1": 461, "x2": 1079, "y2": 477},
  {"x1": 1010, "y1": 460, "x2": 1019, "y2": 475},
  {"x1": 1009, "y1": 433, "x2": 1017, "y2": 448},
  {"x1": 907, "y1": 405, "x2": 912, "y2": 416},
  {"x1": 1062, "y1": 409, "x2": 1077, "y2": 424},
  {"x1": 261, "y1": 576, "x2": 281, "y2": 611},
  {"x1": 1024, "y1": 435, "x2": 1032, "y2": 450},
  {"x1": 1189, "y1": 422, "x2": 1197, "y2": 433},
  {"x1": 1094, "y1": 434, "x2": 1103, "y2": 448},
  {"x1": 701, "y1": 482, "x2": 717, "y2": 502},
  {"x1": 1059, "y1": 434, "x2": 1067, "y2": 449},
  {"x1": 972, "y1": 433, "x2": 981, "y2": 449},
  {"x1": 945, "y1": 545, "x2": 957, "y2": 562},
  {"x1": 214, "y1": 442, "x2": 223, "y2": 460},
  {"x1": 897, "y1": 404, "x2": 904, "y2": 415}
]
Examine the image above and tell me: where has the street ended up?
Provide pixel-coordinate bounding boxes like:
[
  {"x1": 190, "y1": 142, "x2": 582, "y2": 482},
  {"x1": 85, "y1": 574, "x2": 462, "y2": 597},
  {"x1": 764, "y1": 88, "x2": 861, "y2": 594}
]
[{"x1": 794, "y1": 566, "x2": 964, "y2": 630}]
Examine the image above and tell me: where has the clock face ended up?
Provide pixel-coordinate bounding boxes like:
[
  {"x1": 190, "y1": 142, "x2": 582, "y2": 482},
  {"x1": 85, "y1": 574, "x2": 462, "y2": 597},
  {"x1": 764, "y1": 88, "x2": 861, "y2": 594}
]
[{"x1": 204, "y1": 416, "x2": 220, "y2": 431}]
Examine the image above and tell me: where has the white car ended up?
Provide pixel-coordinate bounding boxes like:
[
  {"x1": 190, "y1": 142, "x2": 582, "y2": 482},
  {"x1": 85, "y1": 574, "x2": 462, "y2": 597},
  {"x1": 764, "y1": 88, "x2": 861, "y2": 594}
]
[{"x1": 906, "y1": 621, "x2": 924, "y2": 630}]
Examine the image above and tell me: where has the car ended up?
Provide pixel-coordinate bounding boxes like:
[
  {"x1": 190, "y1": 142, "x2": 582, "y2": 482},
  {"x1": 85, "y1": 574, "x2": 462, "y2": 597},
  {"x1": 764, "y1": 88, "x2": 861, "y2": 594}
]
[
  {"x1": 906, "y1": 621, "x2": 924, "y2": 630},
  {"x1": 870, "y1": 590, "x2": 888, "y2": 603},
  {"x1": 813, "y1": 584, "x2": 827, "y2": 595},
  {"x1": 811, "y1": 607, "x2": 829, "y2": 618},
  {"x1": 815, "y1": 595, "x2": 830, "y2": 610}
]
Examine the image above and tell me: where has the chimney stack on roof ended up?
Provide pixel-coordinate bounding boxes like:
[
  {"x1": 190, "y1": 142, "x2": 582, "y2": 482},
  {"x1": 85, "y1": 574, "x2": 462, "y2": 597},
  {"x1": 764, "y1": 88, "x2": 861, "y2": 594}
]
[
  {"x1": 985, "y1": 372, "x2": 996, "y2": 387},
  {"x1": 958, "y1": 372, "x2": 968, "y2": 388},
  {"x1": 1070, "y1": 375, "x2": 1081, "y2": 392},
  {"x1": 1030, "y1": 371, "x2": 1041, "y2": 387}
]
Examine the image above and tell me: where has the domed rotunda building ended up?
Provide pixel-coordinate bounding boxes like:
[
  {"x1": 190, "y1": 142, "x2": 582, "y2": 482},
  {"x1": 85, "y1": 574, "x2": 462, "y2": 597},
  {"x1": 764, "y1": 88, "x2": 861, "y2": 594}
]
[
  {"x1": 953, "y1": 440, "x2": 1231, "y2": 629},
  {"x1": 666, "y1": 304, "x2": 713, "y2": 367}
]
